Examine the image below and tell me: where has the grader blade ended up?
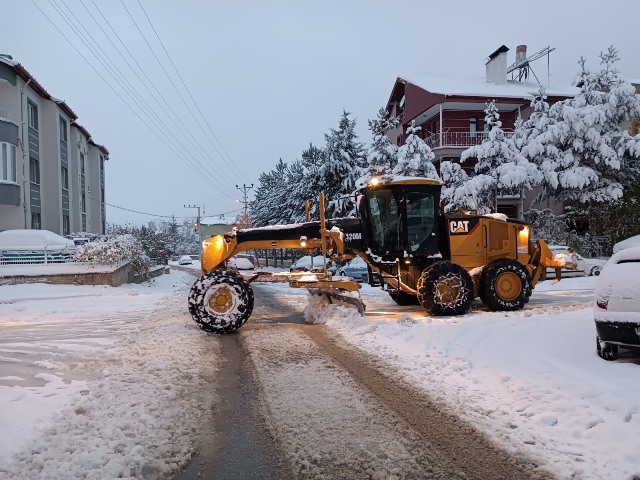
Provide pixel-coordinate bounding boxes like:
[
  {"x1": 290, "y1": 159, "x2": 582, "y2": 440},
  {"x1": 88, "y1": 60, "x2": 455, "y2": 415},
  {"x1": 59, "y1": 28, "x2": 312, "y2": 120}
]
[
  {"x1": 319, "y1": 290, "x2": 366, "y2": 315},
  {"x1": 290, "y1": 277, "x2": 365, "y2": 315}
]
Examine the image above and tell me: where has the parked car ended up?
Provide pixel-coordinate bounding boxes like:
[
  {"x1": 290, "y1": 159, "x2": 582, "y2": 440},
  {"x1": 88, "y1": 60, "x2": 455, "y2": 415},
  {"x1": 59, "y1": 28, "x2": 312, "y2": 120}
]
[
  {"x1": 178, "y1": 255, "x2": 193, "y2": 265},
  {"x1": 593, "y1": 245, "x2": 640, "y2": 360},
  {"x1": 613, "y1": 234, "x2": 640, "y2": 254},
  {"x1": 290, "y1": 255, "x2": 327, "y2": 272},
  {"x1": 546, "y1": 245, "x2": 606, "y2": 277},
  {"x1": 336, "y1": 256, "x2": 368, "y2": 282},
  {"x1": 228, "y1": 256, "x2": 254, "y2": 270}
]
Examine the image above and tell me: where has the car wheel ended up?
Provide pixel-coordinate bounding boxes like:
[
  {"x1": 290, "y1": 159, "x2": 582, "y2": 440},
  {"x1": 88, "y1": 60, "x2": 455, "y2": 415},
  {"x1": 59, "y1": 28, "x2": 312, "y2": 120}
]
[
  {"x1": 590, "y1": 266, "x2": 602, "y2": 276},
  {"x1": 596, "y1": 336, "x2": 618, "y2": 361}
]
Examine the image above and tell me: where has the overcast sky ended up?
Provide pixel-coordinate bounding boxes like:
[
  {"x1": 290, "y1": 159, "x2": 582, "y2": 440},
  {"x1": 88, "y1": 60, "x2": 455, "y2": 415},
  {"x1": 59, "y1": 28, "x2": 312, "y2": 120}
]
[{"x1": 3, "y1": 0, "x2": 639, "y2": 226}]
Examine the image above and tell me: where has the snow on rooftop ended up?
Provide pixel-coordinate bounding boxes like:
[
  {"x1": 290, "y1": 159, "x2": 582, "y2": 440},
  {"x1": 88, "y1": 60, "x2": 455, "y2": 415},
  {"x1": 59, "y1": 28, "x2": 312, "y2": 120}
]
[
  {"x1": 200, "y1": 216, "x2": 237, "y2": 226},
  {"x1": 400, "y1": 73, "x2": 580, "y2": 99}
]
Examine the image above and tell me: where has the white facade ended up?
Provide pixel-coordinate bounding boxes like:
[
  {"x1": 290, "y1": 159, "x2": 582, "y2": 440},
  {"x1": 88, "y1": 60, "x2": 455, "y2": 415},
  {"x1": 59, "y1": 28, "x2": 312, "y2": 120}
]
[{"x1": 0, "y1": 55, "x2": 108, "y2": 235}]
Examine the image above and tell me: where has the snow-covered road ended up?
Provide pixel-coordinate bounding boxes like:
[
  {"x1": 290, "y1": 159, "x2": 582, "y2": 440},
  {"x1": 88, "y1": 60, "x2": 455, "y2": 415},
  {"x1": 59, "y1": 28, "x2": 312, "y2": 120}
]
[
  {"x1": 0, "y1": 271, "x2": 220, "y2": 479},
  {"x1": 1, "y1": 269, "x2": 639, "y2": 479}
]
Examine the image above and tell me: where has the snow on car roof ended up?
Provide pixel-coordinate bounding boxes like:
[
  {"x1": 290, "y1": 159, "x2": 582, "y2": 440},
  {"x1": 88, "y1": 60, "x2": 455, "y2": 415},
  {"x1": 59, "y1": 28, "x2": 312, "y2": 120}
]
[
  {"x1": 400, "y1": 73, "x2": 580, "y2": 99},
  {"x1": 609, "y1": 245, "x2": 640, "y2": 264},
  {"x1": 0, "y1": 229, "x2": 75, "y2": 250},
  {"x1": 612, "y1": 234, "x2": 640, "y2": 253}
]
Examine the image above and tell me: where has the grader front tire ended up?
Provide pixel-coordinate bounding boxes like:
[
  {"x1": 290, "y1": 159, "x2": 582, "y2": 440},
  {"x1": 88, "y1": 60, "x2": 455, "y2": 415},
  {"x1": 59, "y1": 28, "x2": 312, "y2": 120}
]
[
  {"x1": 188, "y1": 269, "x2": 254, "y2": 334},
  {"x1": 417, "y1": 261, "x2": 474, "y2": 316}
]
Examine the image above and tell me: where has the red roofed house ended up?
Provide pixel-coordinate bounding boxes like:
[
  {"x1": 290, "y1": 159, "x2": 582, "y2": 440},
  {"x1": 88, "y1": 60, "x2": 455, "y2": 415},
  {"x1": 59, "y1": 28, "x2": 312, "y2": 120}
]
[{"x1": 385, "y1": 45, "x2": 579, "y2": 218}]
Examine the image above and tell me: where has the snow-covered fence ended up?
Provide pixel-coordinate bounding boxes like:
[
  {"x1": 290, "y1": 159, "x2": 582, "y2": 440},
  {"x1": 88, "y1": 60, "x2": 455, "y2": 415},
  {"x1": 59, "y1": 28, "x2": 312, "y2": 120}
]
[{"x1": 0, "y1": 246, "x2": 78, "y2": 266}]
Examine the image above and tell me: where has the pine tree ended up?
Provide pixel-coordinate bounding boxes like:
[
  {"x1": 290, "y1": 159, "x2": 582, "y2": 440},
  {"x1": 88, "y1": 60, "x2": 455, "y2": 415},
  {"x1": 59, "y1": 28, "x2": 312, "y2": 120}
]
[
  {"x1": 439, "y1": 161, "x2": 469, "y2": 212},
  {"x1": 527, "y1": 47, "x2": 640, "y2": 208},
  {"x1": 300, "y1": 143, "x2": 327, "y2": 220},
  {"x1": 249, "y1": 159, "x2": 289, "y2": 226},
  {"x1": 392, "y1": 121, "x2": 438, "y2": 178},
  {"x1": 366, "y1": 108, "x2": 399, "y2": 177},
  {"x1": 319, "y1": 111, "x2": 366, "y2": 218},
  {"x1": 461, "y1": 101, "x2": 513, "y2": 211}
]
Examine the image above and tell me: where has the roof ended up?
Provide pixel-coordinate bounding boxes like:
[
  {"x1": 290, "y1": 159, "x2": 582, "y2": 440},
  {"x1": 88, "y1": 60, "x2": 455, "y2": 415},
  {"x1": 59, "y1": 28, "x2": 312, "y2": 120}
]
[
  {"x1": 398, "y1": 73, "x2": 579, "y2": 99},
  {"x1": 487, "y1": 45, "x2": 509, "y2": 61},
  {"x1": 0, "y1": 55, "x2": 109, "y2": 153},
  {"x1": 201, "y1": 216, "x2": 237, "y2": 226}
]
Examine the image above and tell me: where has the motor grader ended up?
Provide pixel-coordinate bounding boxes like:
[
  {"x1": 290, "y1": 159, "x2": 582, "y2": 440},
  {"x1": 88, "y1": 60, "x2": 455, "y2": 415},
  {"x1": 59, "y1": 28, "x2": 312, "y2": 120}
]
[{"x1": 188, "y1": 177, "x2": 564, "y2": 333}]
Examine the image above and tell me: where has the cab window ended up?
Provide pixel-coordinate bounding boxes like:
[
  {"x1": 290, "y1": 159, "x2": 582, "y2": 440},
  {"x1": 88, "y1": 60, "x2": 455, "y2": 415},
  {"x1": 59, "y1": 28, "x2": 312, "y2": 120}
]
[
  {"x1": 367, "y1": 189, "x2": 400, "y2": 253},
  {"x1": 405, "y1": 191, "x2": 435, "y2": 252}
]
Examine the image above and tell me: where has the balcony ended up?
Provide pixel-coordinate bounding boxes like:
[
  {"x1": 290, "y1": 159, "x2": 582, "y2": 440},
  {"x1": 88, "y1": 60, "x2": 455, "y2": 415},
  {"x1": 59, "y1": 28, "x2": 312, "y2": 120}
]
[
  {"x1": 0, "y1": 107, "x2": 18, "y2": 126},
  {"x1": 424, "y1": 131, "x2": 513, "y2": 150}
]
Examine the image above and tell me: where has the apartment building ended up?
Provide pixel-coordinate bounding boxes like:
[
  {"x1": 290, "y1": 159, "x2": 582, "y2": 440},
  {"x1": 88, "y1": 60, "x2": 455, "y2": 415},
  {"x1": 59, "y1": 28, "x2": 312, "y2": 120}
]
[
  {"x1": 384, "y1": 45, "x2": 579, "y2": 218},
  {"x1": 0, "y1": 54, "x2": 108, "y2": 235}
]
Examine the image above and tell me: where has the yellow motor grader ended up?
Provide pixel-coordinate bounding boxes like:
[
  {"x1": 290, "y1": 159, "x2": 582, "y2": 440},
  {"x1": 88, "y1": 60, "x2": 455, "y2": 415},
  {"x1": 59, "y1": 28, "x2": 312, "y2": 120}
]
[{"x1": 188, "y1": 177, "x2": 564, "y2": 333}]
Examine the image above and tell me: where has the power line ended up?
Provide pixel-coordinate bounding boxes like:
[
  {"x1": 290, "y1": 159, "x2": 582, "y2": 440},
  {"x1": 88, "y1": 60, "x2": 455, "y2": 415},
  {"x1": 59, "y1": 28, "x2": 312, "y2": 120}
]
[
  {"x1": 44, "y1": 0, "x2": 239, "y2": 199},
  {"x1": 121, "y1": 0, "x2": 250, "y2": 184},
  {"x1": 80, "y1": 0, "x2": 240, "y2": 188},
  {"x1": 31, "y1": 0, "x2": 235, "y2": 200},
  {"x1": 89, "y1": 195, "x2": 241, "y2": 219},
  {"x1": 135, "y1": 0, "x2": 251, "y2": 183}
]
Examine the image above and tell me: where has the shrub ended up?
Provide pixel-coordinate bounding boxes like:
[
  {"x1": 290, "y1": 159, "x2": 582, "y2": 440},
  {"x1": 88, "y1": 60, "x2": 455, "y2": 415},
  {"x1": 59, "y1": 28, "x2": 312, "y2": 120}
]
[{"x1": 74, "y1": 234, "x2": 150, "y2": 275}]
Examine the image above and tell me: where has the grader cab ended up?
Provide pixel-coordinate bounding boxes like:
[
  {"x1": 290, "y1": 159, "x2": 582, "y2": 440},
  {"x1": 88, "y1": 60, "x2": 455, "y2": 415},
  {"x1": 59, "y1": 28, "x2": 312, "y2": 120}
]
[{"x1": 188, "y1": 177, "x2": 564, "y2": 333}]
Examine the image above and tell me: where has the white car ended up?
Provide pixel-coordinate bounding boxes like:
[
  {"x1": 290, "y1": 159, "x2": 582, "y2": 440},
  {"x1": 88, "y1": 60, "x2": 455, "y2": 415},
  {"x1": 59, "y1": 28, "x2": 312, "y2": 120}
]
[
  {"x1": 546, "y1": 245, "x2": 605, "y2": 277},
  {"x1": 612, "y1": 234, "x2": 640, "y2": 254},
  {"x1": 290, "y1": 255, "x2": 327, "y2": 272},
  {"x1": 228, "y1": 257, "x2": 254, "y2": 270},
  {"x1": 593, "y1": 245, "x2": 640, "y2": 360},
  {"x1": 178, "y1": 255, "x2": 193, "y2": 265}
]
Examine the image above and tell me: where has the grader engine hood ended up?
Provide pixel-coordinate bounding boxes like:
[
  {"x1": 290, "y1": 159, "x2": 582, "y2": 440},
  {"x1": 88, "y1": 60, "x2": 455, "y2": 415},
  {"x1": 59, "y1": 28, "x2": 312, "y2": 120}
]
[{"x1": 200, "y1": 217, "x2": 363, "y2": 273}]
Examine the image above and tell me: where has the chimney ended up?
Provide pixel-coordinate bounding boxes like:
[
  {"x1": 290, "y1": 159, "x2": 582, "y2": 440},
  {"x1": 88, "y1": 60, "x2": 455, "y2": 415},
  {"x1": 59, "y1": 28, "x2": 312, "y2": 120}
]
[
  {"x1": 515, "y1": 45, "x2": 527, "y2": 67},
  {"x1": 485, "y1": 45, "x2": 509, "y2": 84}
]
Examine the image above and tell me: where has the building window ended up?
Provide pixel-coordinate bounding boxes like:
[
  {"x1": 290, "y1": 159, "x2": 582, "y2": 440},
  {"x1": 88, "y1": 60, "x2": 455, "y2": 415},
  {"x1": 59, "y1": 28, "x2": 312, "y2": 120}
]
[
  {"x1": 470, "y1": 117, "x2": 477, "y2": 138},
  {"x1": 31, "y1": 212, "x2": 41, "y2": 229},
  {"x1": 63, "y1": 215, "x2": 70, "y2": 235},
  {"x1": 60, "y1": 117, "x2": 68, "y2": 142},
  {"x1": 81, "y1": 193, "x2": 86, "y2": 213},
  {"x1": 29, "y1": 157, "x2": 40, "y2": 184},
  {"x1": 1, "y1": 142, "x2": 17, "y2": 183},
  {"x1": 80, "y1": 153, "x2": 85, "y2": 175},
  {"x1": 27, "y1": 100, "x2": 38, "y2": 130},
  {"x1": 61, "y1": 166, "x2": 69, "y2": 190}
]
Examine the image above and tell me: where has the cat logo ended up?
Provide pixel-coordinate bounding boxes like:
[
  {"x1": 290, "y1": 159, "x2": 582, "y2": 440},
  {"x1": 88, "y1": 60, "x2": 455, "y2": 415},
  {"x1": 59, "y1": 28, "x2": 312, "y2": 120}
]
[
  {"x1": 450, "y1": 220, "x2": 469, "y2": 234},
  {"x1": 449, "y1": 218, "x2": 479, "y2": 235}
]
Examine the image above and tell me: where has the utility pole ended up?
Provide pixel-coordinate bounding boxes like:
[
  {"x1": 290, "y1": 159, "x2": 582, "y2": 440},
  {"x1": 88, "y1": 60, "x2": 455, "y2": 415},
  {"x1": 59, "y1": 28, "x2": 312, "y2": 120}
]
[
  {"x1": 236, "y1": 184, "x2": 253, "y2": 216},
  {"x1": 184, "y1": 204, "x2": 202, "y2": 261}
]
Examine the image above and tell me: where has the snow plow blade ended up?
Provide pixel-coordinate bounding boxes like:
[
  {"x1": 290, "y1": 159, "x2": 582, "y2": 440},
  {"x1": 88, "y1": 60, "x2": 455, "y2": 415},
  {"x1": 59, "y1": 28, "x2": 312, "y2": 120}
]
[
  {"x1": 530, "y1": 239, "x2": 569, "y2": 286},
  {"x1": 289, "y1": 278, "x2": 365, "y2": 315}
]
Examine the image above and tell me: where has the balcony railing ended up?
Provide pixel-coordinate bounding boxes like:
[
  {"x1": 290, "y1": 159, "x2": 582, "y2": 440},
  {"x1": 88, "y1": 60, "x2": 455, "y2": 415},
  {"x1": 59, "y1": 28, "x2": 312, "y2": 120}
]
[
  {"x1": 424, "y1": 131, "x2": 513, "y2": 150},
  {"x1": 0, "y1": 107, "x2": 18, "y2": 125}
]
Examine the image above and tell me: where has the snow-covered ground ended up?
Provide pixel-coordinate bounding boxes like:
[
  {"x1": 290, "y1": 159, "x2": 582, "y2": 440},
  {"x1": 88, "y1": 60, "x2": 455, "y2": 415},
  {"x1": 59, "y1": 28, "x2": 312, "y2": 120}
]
[
  {"x1": 296, "y1": 276, "x2": 640, "y2": 480},
  {"x1": 0, "y1": 270, "x2": 218, "y2": 479},
  {"x1": 1, "y1": 270, "x2": 638, "y2": 479}
]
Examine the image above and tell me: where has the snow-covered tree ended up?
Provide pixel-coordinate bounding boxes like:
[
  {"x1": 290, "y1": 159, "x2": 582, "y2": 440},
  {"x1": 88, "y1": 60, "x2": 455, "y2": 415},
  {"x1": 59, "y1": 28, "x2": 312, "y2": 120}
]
[
  {"x1": 439, "y1": 161, "x2": 469, "y2": 212},
  {"x1": 249, "y1": 159, "x2": 289, "y2": 226},
  {"x1": 525, "y1": 47, "x2": 640, "y2": 208},
  {"x1": 74, "y1": 234, "x2": 150, "y2": 275},
  {"x1": 460, "y1": 100, "x2": 541, "y2": 212},
  {"x1": 283, "y1": 159, "x2": 309, "y2": 223},
  {"x1": 392, "y1": 121, "x2": 438, "y2": 179},
  {"x1": 318, "y1": 111, "x2": 366, "y2": 218},
  {"x1": 366, "y1": 108, "x2": 399, "y2": 176}
]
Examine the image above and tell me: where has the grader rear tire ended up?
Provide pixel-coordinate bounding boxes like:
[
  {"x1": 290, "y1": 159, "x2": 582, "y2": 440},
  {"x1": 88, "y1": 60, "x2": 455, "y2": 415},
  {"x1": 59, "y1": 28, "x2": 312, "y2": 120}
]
[
  {"x1": 417, "y1": 261, "x2": 474, "y2": 316},
  {"x1": 480, "y1": 259, "x2": 531, "y2": 312},
  {"x1": 188, "y1": 269, "x2": 254, "y2": 334}
]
